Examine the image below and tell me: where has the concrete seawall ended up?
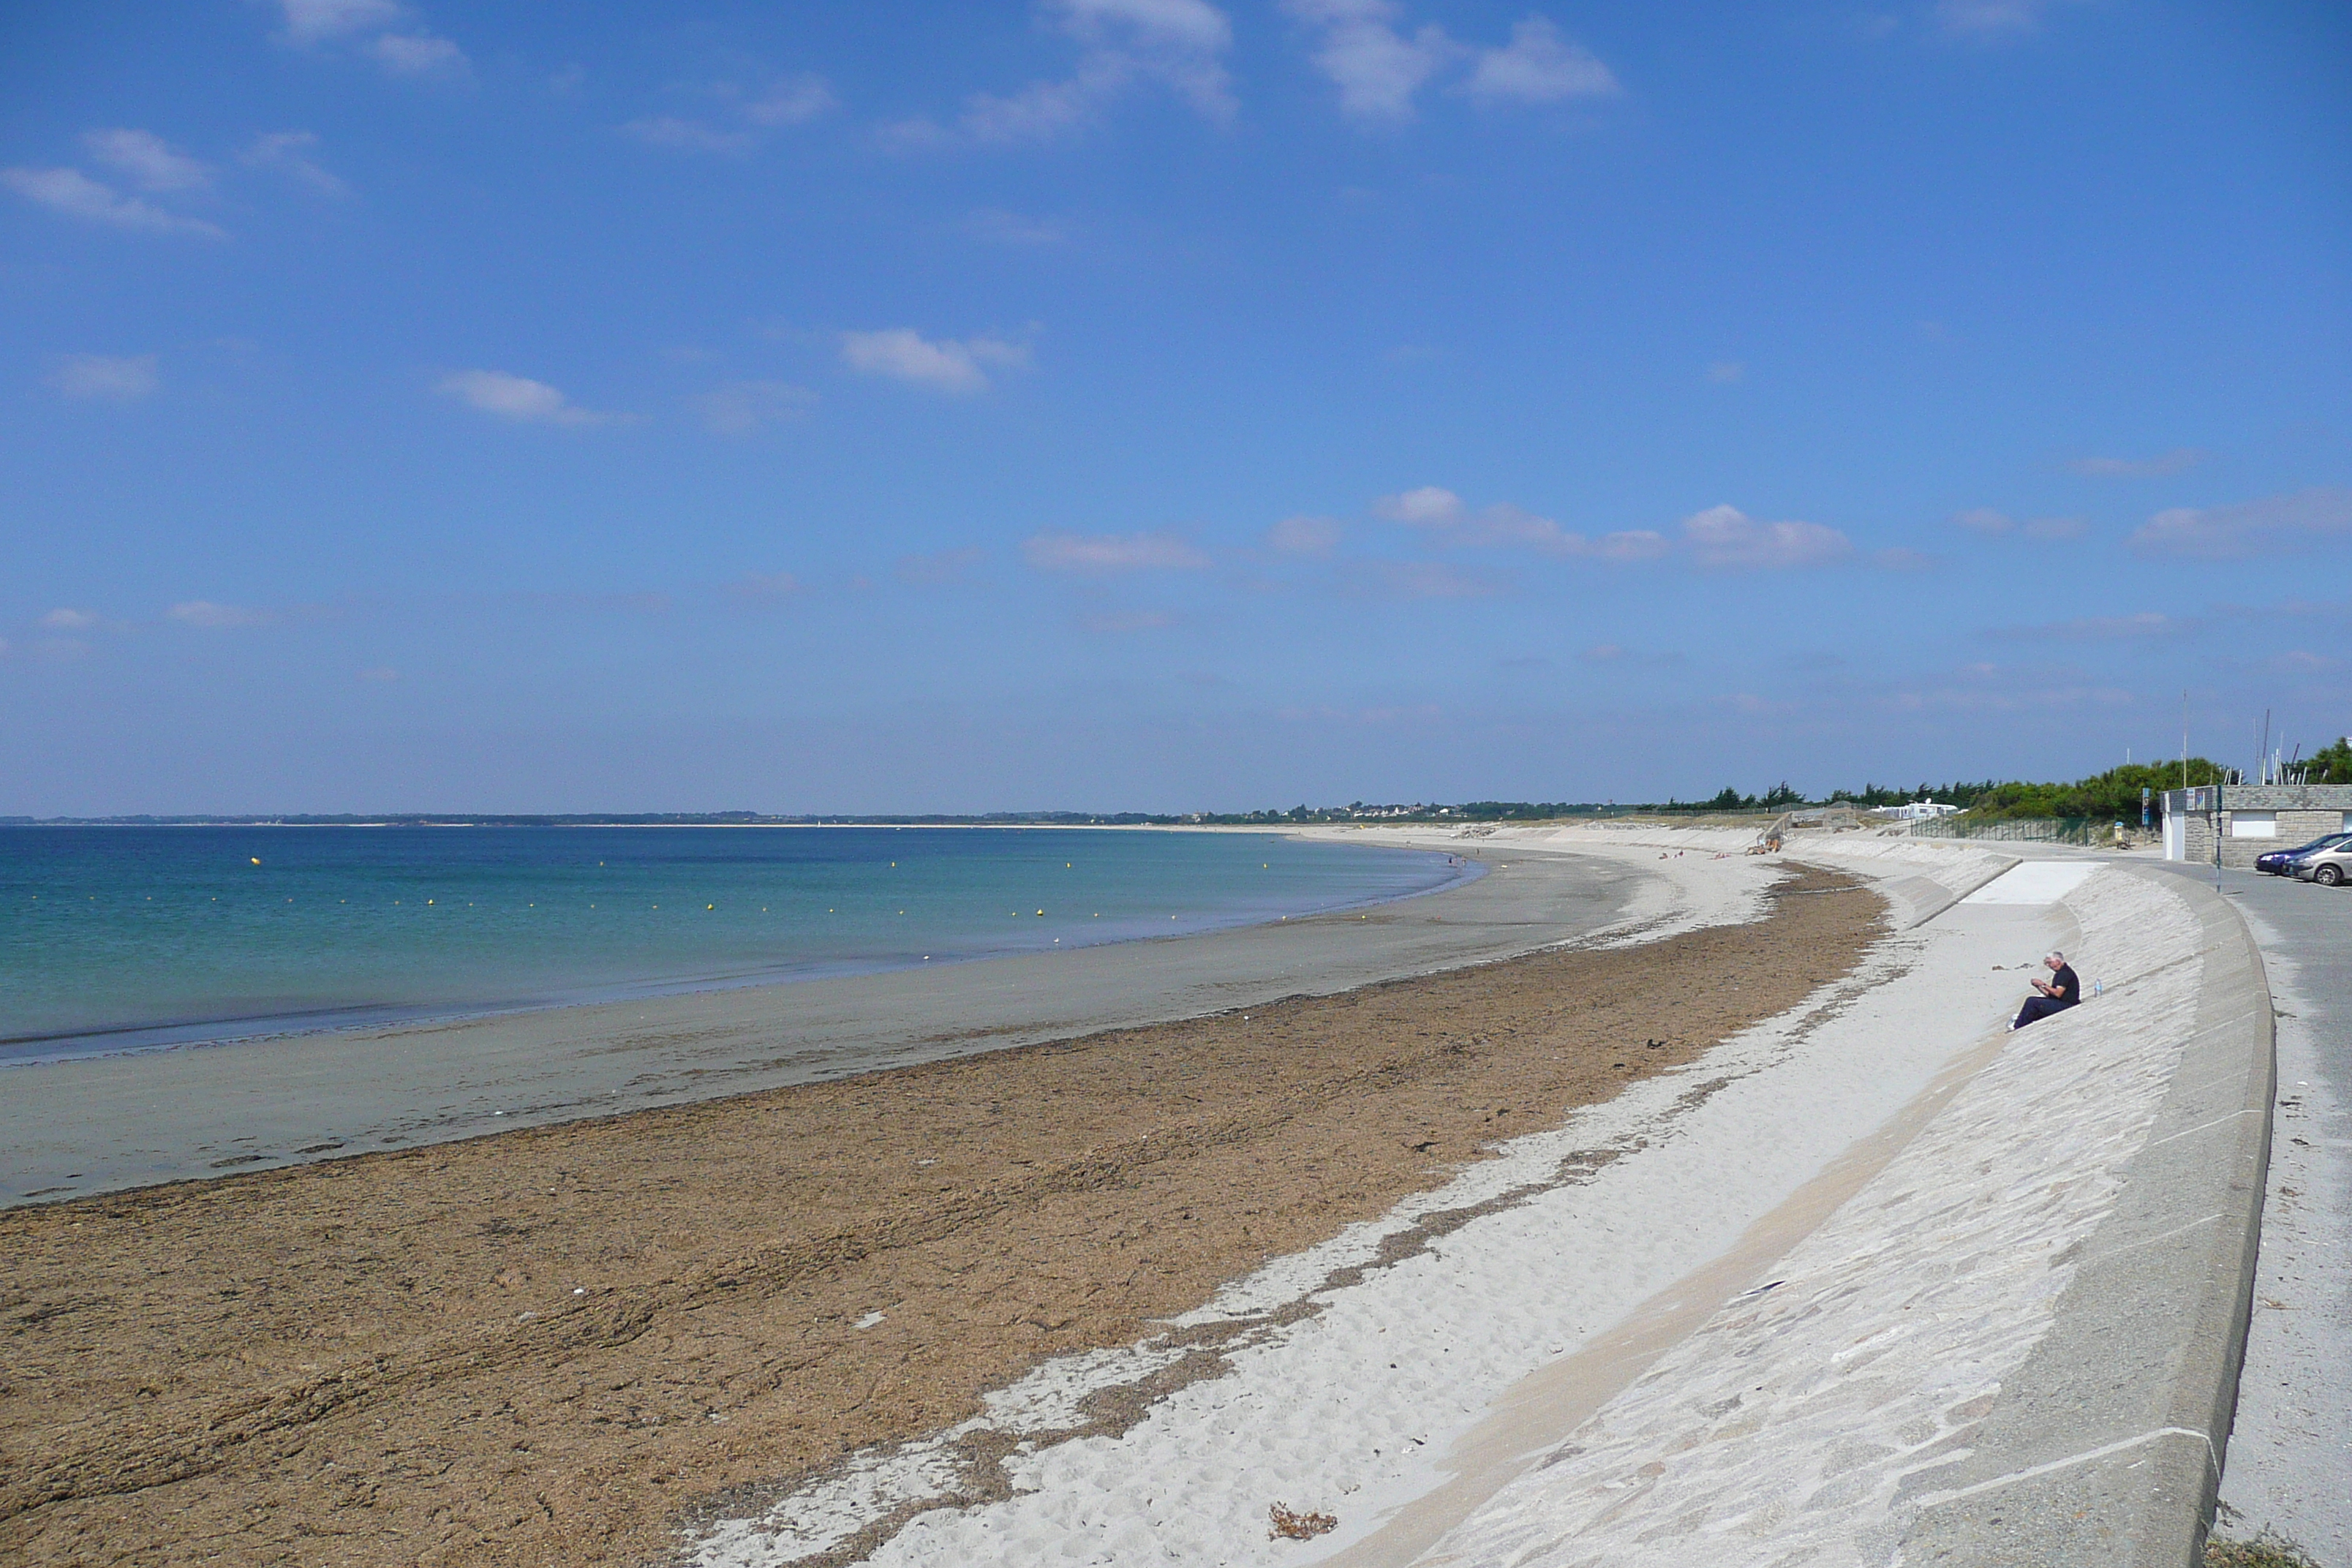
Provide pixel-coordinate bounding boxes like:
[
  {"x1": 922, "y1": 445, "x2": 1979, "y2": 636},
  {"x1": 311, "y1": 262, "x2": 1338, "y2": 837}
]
[
  {"x1": 1395, "y1": 827, "x2": 2277, "y2": 1565},
  {"x1": 1536, "y1": 829, "x2": 2278, "y2": 1564},
  {"x1": 1892, "y1": 865, "x2": 2274, "y2": 1566}
]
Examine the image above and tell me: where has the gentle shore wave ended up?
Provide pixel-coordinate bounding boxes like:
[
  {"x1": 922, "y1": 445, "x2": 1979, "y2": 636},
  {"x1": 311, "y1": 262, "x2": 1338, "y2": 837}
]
[
  {"x1": 1, "y1": 826, "x2": 1474, "y2": 1066},
  {"x1": 1, "y1": 838, "x2": 1627, "y2": 1205}
]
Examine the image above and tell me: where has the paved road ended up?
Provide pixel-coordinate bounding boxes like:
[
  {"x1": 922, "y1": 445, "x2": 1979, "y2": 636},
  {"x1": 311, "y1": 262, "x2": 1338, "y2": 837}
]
[{"x1": 2155, "y1": 862, "x2": 2352, "y2": 1563}]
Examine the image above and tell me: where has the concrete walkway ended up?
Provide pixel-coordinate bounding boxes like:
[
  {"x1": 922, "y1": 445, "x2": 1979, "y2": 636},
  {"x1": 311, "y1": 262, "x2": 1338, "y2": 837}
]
[{"x1": 2155, "y1": 864, "x2": 2352, "y2": 1564}]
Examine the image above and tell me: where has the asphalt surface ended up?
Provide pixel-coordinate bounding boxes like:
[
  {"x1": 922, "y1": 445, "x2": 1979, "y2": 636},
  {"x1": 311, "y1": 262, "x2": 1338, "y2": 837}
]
[{"x1": 2155, "y1": 861, "x2": 2352, "y2": 1563}]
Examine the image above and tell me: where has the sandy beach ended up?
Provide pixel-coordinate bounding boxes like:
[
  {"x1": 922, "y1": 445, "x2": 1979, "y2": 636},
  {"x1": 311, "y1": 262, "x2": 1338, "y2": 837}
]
[{"x1": 0, "y1": 840, "x2": 1874, "y2": 1567}]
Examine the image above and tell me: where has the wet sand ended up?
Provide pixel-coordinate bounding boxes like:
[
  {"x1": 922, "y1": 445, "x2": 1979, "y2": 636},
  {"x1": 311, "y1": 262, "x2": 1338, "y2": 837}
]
[
  {"x1": 4, "y1": 845, "x2": 1642, "y2": 1205},
  {"x1": 0, "y1": 862, "x2": 1882, "y2": 1568}
]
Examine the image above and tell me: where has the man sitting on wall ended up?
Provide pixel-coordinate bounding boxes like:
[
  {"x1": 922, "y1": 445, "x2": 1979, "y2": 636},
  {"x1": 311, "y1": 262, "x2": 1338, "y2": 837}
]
[{"x1": 2012, "y1": 950, "x2": 2081, "y2": 1030}]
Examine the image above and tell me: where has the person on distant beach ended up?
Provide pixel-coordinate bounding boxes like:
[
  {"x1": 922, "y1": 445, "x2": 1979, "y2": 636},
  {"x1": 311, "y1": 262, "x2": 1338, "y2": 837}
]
[{"x1": 2011, "y1": 951, "x2": 2081, "y2": 1030}]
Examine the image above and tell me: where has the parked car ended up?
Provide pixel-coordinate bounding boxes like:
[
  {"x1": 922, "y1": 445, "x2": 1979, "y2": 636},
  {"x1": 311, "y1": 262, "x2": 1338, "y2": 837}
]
[
  {"x1": 2291, "y1": 839, "x2": 2352, "y2": 887},
  {"x1": 2255, "y1": 831, "x2": 2352, "y2": 875}
]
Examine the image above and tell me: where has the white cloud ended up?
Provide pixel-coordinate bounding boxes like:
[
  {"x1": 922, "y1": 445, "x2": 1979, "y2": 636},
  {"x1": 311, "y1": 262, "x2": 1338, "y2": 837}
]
[
  {"x1": 53, "y1": 353, "x2": 159, "y2": 402},
  {"x1": 1591, "y1": 529, "x2": 1673, "y2": 562},
  {"x1": 696, "y1": 380, "x2": 818, "y2": 434},
  {"x1": 957, "y1": 80, "x2": 1098, "y2": 143},
  {"x1": 1454, "y1": 502, "x2": 1582, "y2": 551},
  {"x1": 1267, "y1": 514, "x2": 1344, "y2": 556},
  {"x1": 1948, "y1": 508, "x2": 2084, "y2": 540},
  {"x1": 2067, "y1": 448, "x2": 2206, "y2": 478},
  {"x1": 627, "y1": 75, "x2": 837, "y2": 156},
  {"x1": 241, "y1": 131, "x2": 347, "y2": 195},
  {"x1": 1022, "y1": 532, "x2": 1210, "y2": 571},
  {"x1": 275, "y1": 0, "x2": 467, "y2": 80},
  {"x1": 908, "y1": 0, "x2": 1234, "y2": 147},
  {"x1": 1934, "y1": 0, "x2": 2075, "y2": 37},
  {"x1": 82, "y1": 129, "x2": 211, "y2": 192},
  {"x1": 840, "y1": 328, "x2": 1028, "y2": 394},
  {"x1": 1464, "y1": 17, "x2": 1620, "y2": 104},
  {"x1": 39, "y1": 608, "x2": 100, "y2": 631},
  {"x1": 1374, "y1": 486, "x2": 1668, "y2": 559},
  {"x1": 167, "y1": 600, "x2": 271, "y2": 630},
  {"x1": 623, "y1": 117, "x2": 758, "y2": 155},
  {"x1": 437, "y1": 369, "x2": 621, "y2": 426},
  {"x1": 1065, "y1": 0, "x2": 1233, "y2": 56},
  {"x1": 1679, "y1": 504, "x2": 1852, "y2": 570},
  {"x1": 1287, "y1": 3, "x2": 1613, "y2": 122},
  {"x1": 1, "y1": 167, "x2": 226, "y2": 237},
  {"x1": 1055, "y1": 0, "x2": 1236, "y2": 119},
  {"x1": 742, "y1": 75, "x2": 837, "y2": 126},
  {"x1": 276, "y1": 0, "x2": 404, "y2": 45},
  {"x1": 372, "y1": 32, "x2": 467, "y2": 76},
  {"x1": 2130, "y1": 487, "x2": 2352, "y2": 559},
  {"x1": 1373, "y1": 484, "x2": 1464, "y2": 526},
  {"x1": 1285, "y1": 0, "x2": 1458, "y2": 121}
]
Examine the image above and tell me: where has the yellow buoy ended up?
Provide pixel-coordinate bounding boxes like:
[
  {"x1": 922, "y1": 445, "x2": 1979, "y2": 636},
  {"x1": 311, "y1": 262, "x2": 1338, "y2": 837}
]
[
  {"x1": 251, "y1": 857, "x2": 262, "y2": 865},
  {"x1": 706, "y1": 903, "x2": 715, "y2": 910}
]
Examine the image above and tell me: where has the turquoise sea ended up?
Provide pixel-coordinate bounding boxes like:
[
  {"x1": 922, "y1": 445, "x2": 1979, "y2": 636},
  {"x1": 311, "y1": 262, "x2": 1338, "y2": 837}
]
[{"x1": 0, "y1": 826, "x2": 1469, "y2": 1063}]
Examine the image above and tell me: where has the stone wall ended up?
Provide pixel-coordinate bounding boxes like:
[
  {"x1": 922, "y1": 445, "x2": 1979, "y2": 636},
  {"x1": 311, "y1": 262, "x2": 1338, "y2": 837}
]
[{"x1": 2163, "y1": 786, "x2": 2352, "y2": 867}]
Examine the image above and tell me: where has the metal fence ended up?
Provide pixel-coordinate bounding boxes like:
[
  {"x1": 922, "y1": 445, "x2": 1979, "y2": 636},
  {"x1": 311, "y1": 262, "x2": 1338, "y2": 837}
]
[{"x1": 1903, "y1": 815, "x2": 2109, "y2": 845}]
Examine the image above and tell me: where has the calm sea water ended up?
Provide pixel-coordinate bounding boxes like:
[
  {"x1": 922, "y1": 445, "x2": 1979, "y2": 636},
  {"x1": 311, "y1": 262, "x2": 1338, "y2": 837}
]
[{"x1": 0, "y1": 827, "x2": 1468, "y2": 1063}]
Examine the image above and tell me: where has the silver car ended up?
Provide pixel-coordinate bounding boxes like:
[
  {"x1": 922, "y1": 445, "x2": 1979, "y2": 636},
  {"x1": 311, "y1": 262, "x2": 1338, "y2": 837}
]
[{"x1": 2293, "y1": 838, "x2": 2352, "y2": 887}]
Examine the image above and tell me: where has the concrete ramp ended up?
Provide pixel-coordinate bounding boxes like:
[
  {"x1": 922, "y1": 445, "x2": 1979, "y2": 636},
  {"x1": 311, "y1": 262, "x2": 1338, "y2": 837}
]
[{"x1": 1963, "y1": 859, "x2": 2102, "y2": 905}]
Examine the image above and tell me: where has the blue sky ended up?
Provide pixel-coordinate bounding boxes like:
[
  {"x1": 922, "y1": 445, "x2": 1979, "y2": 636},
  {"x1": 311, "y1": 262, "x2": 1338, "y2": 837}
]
[{"x1": 3, "y1": 0, "x2": 2347, "y2": 813}]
